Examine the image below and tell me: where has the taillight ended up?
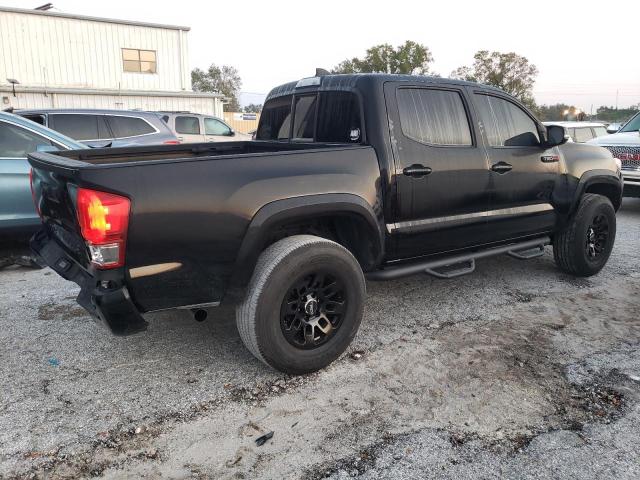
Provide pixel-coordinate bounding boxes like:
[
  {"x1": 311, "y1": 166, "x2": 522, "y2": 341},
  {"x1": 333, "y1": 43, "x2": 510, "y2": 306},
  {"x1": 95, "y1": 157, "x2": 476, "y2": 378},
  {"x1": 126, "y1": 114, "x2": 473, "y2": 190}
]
[
  {"x1": 163, "y1": 140, "x2": 180, "y2": 145},
  {"x1": 76, "y1": 188, "x2": 130, "y2": 269}
]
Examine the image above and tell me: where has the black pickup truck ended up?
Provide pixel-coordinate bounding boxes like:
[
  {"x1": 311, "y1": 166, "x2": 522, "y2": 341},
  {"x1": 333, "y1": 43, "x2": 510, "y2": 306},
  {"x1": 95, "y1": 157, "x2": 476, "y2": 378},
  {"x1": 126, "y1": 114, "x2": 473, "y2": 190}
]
[{"x1": 29, "y1": 74, "x2": 623, "y2": 374}]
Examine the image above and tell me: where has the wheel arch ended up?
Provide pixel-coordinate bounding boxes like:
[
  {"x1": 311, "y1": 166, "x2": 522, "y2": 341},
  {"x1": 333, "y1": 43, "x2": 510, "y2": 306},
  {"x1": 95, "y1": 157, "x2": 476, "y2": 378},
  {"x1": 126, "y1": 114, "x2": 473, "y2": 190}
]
[
  {"x1": 230, "y1": 194, "x2": 385, "y2": 291},
  {"x1": 572, "y1": 170, "x2": 623, "y2": 214}
]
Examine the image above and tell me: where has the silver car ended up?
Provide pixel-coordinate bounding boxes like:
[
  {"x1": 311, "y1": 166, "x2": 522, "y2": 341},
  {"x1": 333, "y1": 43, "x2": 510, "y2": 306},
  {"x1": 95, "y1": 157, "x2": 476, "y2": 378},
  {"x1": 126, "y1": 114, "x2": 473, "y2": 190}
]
[
  {"x1": 159, "y1": 112, "x2": 251, "y2": 143},
  {"x1": 16, "y1": 109, "x2": 179, "y2": 147}
]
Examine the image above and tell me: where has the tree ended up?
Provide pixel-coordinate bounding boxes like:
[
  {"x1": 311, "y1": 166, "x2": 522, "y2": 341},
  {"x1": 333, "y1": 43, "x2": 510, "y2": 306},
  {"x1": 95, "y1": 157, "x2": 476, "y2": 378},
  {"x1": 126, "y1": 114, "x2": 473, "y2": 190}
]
[
  {"x1": 243, "y1": 103, "x2": 263, "y2": 113},
  {"x1": 191, "y1": 64, "x2": 242, "y2": 112},
  {"x1": 536, "y1": 103, "x2": 573, "y2": 121},
  {"x1": 333, "y1": 41, "x2": 434, "y2": 75},
  {"x1": 451, "y1": 51, "x2": 538, "y2": 109}
]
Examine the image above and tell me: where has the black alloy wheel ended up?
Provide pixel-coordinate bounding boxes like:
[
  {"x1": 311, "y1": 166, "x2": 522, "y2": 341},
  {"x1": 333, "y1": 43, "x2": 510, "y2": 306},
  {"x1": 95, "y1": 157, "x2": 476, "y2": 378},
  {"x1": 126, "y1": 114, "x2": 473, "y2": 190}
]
[{"x1": 280, "y1": 271, "x2": 347, "y2": 349}]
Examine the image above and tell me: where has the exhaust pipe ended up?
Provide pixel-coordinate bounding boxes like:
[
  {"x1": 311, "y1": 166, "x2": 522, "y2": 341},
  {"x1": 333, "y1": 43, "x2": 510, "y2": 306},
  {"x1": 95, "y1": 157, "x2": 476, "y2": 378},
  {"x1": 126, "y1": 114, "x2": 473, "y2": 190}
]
[{"x1": 192, "y1": 309, "x2": 208, "y2": 322}]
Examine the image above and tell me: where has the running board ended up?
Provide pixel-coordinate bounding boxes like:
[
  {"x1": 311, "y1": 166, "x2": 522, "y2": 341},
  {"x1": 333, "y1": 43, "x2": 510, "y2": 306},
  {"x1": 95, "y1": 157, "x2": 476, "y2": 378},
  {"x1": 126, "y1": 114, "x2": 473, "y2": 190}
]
[{"x1": 366, "y1": 236, "x2": 551, "y2": 281}]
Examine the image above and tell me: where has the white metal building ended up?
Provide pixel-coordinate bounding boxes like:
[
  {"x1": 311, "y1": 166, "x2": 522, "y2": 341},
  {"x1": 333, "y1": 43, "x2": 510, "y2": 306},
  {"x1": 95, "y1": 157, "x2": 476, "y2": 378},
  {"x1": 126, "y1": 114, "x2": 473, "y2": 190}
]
[{"x1": 0, "y1": 6, "x2": 224, "y2": 116}]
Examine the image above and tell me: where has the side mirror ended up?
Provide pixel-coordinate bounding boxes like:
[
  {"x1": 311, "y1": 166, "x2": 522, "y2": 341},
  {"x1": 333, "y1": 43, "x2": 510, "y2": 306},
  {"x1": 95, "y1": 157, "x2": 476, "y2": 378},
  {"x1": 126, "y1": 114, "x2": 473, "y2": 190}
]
[
  {"x1": 606, "y1": 125, "x2": 619, "y2": 134},
  {"x1": 36, "y1": 144, "x2": 59, "y2": 153},
  {"x1": 545, "y1": 125, "x2": 567, "y2": 147},
  {"x1": 227, "y1": 129, "x2": 235, "y2": 137}
]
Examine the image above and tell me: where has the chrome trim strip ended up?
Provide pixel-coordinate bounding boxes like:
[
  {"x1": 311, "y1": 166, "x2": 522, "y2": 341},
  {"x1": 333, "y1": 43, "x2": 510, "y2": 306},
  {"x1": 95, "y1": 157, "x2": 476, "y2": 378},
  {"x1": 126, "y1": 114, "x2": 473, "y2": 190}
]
[
  {"x1": 129, "y1": 262, "x2": 182, "y2": 279},
  {"x1": 388, "y1": 203, "x2": 554, "y2": 234}
]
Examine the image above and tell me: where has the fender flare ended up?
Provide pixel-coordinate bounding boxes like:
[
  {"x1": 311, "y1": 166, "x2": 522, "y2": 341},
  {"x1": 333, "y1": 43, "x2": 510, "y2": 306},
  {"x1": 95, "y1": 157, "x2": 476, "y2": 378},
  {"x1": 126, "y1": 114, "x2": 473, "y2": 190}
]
[
  {"x1": 570, "y1": 170, "x2": 623, "y2": 215},
  {"x1": 230, "y1": 193, "x2": 385, "y2": 288}
]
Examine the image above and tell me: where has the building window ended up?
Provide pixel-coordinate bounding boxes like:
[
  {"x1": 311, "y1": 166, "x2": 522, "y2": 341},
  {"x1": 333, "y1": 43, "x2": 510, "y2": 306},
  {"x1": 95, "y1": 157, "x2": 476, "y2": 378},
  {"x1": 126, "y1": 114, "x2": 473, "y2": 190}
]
[{"x1": 122, "y1": 48, "x2": 157, "y2": 73}]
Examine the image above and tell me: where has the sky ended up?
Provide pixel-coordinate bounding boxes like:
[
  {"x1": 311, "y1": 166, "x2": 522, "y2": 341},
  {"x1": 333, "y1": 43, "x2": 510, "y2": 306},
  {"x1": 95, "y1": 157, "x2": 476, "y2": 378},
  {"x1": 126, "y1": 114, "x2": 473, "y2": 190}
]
[{"x1": 4, "y1": 0, "x2": 639, "y2": 110}]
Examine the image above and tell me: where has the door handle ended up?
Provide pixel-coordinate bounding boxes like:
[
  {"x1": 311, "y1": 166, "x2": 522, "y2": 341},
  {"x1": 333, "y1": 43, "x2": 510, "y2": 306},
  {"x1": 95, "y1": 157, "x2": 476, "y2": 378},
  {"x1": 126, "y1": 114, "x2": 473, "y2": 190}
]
[
  {"x1": 403, "y1": 164, "x2": 433, "y2": 177},
  {"x1": 491, "y1": 162, "x2": 513, "y2": 174}
]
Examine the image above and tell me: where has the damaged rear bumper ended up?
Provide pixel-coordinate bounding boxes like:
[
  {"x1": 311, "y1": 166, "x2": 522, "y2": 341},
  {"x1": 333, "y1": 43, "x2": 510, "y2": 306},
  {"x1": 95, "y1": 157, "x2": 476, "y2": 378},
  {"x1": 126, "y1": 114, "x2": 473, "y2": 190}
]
[{"x1": 30, "y1": 229, "x2": 148, "y2": 335}]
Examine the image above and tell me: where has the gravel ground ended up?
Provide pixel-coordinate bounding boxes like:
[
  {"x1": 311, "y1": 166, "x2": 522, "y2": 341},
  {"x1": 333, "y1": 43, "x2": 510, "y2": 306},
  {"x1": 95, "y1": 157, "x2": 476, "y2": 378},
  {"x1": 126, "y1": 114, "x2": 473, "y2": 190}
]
[{"x1": 1, "y1": 198, "x2": 639, "y2": 479}]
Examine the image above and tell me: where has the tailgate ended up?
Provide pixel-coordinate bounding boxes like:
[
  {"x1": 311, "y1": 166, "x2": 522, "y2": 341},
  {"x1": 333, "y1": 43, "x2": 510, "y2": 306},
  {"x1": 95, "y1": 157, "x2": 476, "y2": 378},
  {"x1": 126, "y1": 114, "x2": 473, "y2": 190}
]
[{"x1": 28, "y1": 151, "x2": 147, "y2": 335}]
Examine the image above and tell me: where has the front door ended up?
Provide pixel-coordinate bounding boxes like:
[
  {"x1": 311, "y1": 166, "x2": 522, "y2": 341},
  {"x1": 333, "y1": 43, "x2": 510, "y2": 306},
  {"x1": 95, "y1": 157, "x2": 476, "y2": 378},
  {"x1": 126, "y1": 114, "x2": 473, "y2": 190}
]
[
  {"x1": 385, "y1": 83, "x2": 492, "y2": 259},
  {"x1": 204, "y1": 117, "x2": 235, "y2": 142},
  {"x1": 471, "y1": 92, "x2": 560, "y2": 240}
]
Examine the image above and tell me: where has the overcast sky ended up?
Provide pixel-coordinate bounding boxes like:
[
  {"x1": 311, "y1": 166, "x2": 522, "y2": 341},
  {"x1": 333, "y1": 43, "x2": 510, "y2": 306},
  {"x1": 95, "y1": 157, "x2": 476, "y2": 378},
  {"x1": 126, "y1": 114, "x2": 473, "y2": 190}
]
[{"x1": 5, "y1": 0, "x2": 640, "y2": 110}]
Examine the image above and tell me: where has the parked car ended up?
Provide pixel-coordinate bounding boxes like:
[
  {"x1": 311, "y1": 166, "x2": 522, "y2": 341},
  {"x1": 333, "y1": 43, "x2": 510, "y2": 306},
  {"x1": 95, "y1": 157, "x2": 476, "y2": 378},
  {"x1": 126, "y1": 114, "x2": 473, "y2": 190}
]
[
  {"x1": 158, "y1": 111, "x2": 251, "y2": 143},
  {"x1": 15, "y1": 109, "x2": 179, "y2": 147},
  {"x1": 588, "y1": 111, "x2": 640, "y2": 197},
  {"x1": 29, "y1": 73, "x2": 622, "y2": 374},
  {"x1": 543, "y1": 121, "x2": 608, "y2": 143},
  {"x1": 0, "y1": 111, "x2": 85, "y2": 238}
]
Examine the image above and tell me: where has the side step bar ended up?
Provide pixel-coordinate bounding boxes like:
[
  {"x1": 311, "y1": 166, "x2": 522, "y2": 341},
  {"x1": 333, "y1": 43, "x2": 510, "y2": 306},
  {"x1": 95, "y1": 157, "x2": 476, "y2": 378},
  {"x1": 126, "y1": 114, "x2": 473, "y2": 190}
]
[{"x1": 366, "y1": 236, "x2": 551, "y2": 281}]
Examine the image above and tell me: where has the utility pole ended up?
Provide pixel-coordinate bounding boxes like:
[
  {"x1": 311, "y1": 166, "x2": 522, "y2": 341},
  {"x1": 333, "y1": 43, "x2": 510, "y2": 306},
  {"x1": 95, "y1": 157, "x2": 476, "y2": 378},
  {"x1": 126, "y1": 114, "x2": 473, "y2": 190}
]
[{"x1": 615, "y1": 89, "x2": 619, "y2": 110}]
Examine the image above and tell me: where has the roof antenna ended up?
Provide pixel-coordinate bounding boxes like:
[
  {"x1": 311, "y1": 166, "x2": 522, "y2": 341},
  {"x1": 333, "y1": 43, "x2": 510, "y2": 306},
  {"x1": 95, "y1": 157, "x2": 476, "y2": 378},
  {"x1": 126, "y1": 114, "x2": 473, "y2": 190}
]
[
  {"x1": 315, "y1": 68, "x2": 330, "y2": 77},
  {"x1": 34, "y1": 3, "x2": 54, "y2": 10}
]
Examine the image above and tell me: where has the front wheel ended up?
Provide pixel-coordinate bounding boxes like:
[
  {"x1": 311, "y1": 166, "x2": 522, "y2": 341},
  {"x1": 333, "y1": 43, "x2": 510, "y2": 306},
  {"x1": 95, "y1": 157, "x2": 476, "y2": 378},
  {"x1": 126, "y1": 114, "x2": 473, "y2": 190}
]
[
  {"x1": 553, "y1": 193, "x2": 616, "y2": 277},
  {"x1": 236, "y1": 235, "x2": 365, "y2": 374}
]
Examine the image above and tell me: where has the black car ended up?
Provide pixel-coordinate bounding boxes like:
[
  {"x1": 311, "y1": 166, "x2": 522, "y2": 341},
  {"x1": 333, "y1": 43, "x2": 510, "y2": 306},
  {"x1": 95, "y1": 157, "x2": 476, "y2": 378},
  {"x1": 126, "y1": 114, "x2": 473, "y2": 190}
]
[{"x1": 29, "y1": 73, "x2": 622, "y2": 374}]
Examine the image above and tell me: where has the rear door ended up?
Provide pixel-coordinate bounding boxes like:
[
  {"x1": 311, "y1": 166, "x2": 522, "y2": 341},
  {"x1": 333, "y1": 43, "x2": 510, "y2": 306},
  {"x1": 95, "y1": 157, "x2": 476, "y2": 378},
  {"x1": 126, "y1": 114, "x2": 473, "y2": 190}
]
[
  {"x1": 48, "y1": 114, "x2": 113, "y2": 148},
  {"x1": 174, "y1": 115, "x2": 205, "y2": 143},
  {"x1": 204, "y1": 117, "x2": 235, "y2": 142},
  {"x1": 0, "y1": 119, "x2": 58, "y2": 230},
  {"x1": 472, "y1": 92, "x2": 560, "y2": 240},
  {"x1": 385, "y1": 82, "x2": 492, "y2": 259}
]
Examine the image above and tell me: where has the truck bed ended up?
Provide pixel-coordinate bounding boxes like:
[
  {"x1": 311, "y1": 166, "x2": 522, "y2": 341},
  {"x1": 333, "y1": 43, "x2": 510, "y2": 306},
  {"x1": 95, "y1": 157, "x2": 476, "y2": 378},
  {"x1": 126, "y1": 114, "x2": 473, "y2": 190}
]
[
  {"x1": 28, "y1": 140, "x2": 382, "y2": 319},
  {"x1": 40, "y1": 140, "x2": 353, "y2": 166}
]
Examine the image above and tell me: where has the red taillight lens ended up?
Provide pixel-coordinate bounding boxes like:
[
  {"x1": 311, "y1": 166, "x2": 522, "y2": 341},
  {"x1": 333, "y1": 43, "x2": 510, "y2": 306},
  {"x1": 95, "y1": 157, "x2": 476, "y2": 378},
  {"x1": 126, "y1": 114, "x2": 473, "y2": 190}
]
[
  {"x1": 76, "y1": 188, "x2": 130, "y2": 268},
  {"x1": 163, "y1": 140, "x2": 180, "y2": 145}
]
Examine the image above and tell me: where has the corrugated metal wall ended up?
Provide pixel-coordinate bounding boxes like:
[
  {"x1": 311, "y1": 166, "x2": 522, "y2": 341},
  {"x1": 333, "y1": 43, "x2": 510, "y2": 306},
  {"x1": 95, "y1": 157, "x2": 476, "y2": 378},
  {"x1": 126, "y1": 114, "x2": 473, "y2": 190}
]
[
  {"x1": 1, "y1": 90, "x2": 223, "y2": 117},
  {"x1": 0, "y1": 10, "x2": 191, "y2": 92}
]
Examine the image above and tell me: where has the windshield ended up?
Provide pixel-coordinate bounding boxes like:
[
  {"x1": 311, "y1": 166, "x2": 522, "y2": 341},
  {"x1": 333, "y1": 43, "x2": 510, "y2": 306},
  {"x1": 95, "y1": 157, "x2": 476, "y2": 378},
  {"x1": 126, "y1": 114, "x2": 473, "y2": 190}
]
[
  {"x1": 257, "y1": 91, "x2": 362, "y2": 143},
  {"x1": 619, "y1": 112, "x2": 640, "y2": 133}
]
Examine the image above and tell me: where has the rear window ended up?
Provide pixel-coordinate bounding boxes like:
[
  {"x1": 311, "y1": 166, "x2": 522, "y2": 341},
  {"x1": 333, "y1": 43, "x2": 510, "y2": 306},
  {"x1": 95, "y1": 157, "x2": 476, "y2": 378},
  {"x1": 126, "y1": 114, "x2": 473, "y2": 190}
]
[
  {"x1": 257, "y1": 96, "x2": 292, "y2": 140},
  {"x1": 175, "y1": 116, "x2": 200, "y2": 135},
  {"x1": 50, "y1": 114, "x2": 111, "y2": 141},
  {"x1": 106, "y1": 115, "x2": 155, "y2": 138},
  {"x1": 257, "y1": 91, "x2": 361, "y2": 143}
]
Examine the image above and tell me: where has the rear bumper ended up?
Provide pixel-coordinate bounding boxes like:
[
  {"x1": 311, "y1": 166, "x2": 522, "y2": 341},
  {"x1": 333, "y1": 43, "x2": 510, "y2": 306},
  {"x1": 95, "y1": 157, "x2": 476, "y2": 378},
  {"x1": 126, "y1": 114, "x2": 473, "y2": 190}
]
[{"x1": 30, "y1": 229, "x2": 148, "y2": 335}]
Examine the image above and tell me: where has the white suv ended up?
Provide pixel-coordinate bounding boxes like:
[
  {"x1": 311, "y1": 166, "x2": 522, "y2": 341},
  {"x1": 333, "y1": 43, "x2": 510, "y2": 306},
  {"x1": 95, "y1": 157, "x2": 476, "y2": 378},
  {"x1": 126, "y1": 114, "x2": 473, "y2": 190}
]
[
  {"x1": 588, "y1": 112, "x2": 640, "y2": 197},
  {"x1": 159, "y1": 112, "x2": 251, "y2": 143}
]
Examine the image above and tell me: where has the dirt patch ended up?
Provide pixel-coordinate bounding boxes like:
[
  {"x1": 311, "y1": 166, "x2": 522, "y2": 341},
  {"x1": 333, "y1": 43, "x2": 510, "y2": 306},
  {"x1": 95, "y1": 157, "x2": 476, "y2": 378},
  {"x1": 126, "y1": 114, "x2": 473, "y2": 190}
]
[{"x1": 37, "y1": 303, "x2": 87, "y2": 321}]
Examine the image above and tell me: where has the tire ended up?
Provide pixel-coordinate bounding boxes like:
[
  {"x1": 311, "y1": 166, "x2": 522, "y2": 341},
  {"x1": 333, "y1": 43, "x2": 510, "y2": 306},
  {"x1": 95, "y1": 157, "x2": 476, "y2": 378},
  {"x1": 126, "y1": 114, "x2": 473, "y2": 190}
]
[
  {"x1": 236, "y1": 235, "x2": 366, "y2": 374},
  {"x1": 553, "y1": 193, "x2": 616, "y2": 277}
]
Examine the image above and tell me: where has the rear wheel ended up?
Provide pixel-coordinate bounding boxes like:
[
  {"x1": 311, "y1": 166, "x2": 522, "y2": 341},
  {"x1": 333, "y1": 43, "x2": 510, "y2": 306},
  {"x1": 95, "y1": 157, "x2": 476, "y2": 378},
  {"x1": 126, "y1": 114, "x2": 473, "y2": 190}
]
[
  {"x1": 553, "y1": 193, "x2": 616, "y2": 277},
  {"x1": 236, "y1": 235, "x2": 365, "y2": 374}
]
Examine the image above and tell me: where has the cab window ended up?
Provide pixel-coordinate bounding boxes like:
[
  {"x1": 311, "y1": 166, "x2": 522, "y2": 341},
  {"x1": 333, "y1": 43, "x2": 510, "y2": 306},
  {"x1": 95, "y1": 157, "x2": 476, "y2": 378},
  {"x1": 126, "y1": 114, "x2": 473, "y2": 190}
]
[
  {"x1": 474, "y1": 94, "x2": 539, "y2": 147},
  {"x1": 397, "y1": 88, "x2": 472, "y2": 145},
  {"x1": 257, "y1": 91, "x2": 362, "y2": 143}
]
